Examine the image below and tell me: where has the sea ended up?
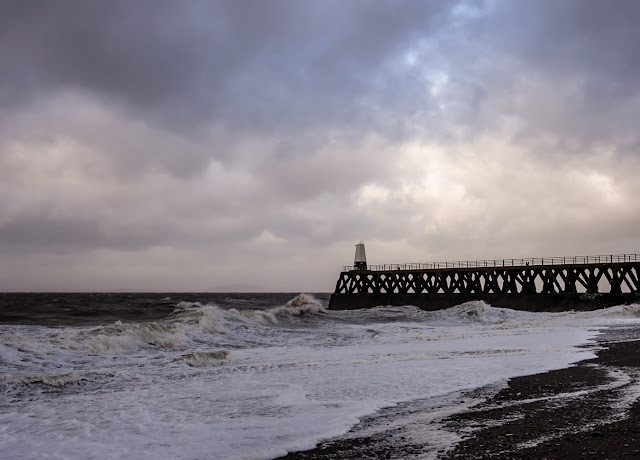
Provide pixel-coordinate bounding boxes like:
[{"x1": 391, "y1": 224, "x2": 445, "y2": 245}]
[{"x1": 1, "y1": 292, "x2": 640, "y2": 459}]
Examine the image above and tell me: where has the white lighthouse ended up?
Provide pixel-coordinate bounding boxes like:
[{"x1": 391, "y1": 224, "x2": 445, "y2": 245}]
[{"x1": 354, "y1": 241, "x2": 367, "y2": 270}]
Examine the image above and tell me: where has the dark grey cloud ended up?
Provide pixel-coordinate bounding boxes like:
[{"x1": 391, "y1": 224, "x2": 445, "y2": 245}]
[
  {"x1": 0, "y1": 0, "x2": 451, "y2": 133},
  {"x1": 486, "y1": 0, "x2": 640, "y2": 80},
  {"x1": 470, "y1": 0, "x2": 640, "y2": 151},
  {"x1": 0, "y1": 216, "x2": 102, "y2": 253}
]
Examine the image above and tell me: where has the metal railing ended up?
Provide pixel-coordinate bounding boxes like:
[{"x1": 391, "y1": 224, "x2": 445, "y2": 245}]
[{"x1": 341, "y1": 253, "x2": 640, "y2": 272}]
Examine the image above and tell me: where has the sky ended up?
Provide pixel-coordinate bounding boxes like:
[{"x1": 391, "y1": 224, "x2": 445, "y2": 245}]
[{"x1": 1, "y1": 0, "x2": 640, "y2": 292}]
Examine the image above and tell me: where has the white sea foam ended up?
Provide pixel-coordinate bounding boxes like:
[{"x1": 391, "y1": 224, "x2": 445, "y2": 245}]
[
  {"x1": 1, "y1": 298, "x2": 640, "y2": 459},
  {"x1": 177, "y1": 350, "x2": 230, "y2": 367}
]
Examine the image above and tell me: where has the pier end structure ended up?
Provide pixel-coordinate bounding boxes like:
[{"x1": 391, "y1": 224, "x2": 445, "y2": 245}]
[
  {"x1": 354, "y1": 241, "x2": 367, "y2": 270},
  {"x1": 328, "y1": 254, "x2": 640, "y2": 312}
]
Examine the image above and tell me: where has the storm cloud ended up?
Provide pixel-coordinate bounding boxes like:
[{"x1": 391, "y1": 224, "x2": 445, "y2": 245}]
[{"x1": 1, "y1": 0, "x2": 639, "y2": 291}]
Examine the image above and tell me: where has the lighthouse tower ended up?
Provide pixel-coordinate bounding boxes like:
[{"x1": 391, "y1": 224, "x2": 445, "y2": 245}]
[{"x1": 354, "y1": 241, "x2": 367, "y2": 270}]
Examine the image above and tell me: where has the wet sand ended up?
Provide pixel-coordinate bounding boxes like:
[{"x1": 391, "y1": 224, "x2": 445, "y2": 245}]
[{"x1": 279, "y1": 326, "x2": 640, "y2": 459}]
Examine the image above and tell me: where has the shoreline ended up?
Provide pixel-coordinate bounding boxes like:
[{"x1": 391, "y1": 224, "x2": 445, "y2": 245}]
[{"x1": 278, "y1": 325, "x2": 640, "y2": 459}]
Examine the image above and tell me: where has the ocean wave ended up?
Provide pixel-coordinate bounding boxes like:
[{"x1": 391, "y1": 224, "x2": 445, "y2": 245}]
[
  {"x1": 595, "y1": 303, "x2": 640, "y2": 318},
  {"x1": 68, "y1": 305, "x2": 231, "y2": 353},
  {"x1": 176, "y1": 350, "x2": 229, "y2": 367},
  {"x1": 12, "y1": 296, "x2": 639, "y2": 358},
  {"x1": 0, "y1": 305, "x2": 231, "y2": 354},
  {"x1": 422, "y1": 301, "x2": 524, "y2": 326},
  {"x1": 565, "y1": 303, "x2": 640, "y2": 322},
  {"x1": 434, "y1": 301, "x2": 640, "y2": 328},
  {"x1": 0, "y1": 294, "x2": 327, "y2": 356},
  {"x1": 174, "y1": 301, "x2": 205, "y2": 310},
  {"x1": 273, "y1": 294, "x2": 326, "y2": 317},
  {"x1": 21, "y1": 371, "x2": 116, "y2": 387},
  {"x1": 214, "y1": 294, "x2": 326, "y2": 326},
  {"x1": 445, "y1": 301, "x2": 494, "y2": 322},
  {"x1": 0, "y1": 370, "x2": 117, "y2": 404}
]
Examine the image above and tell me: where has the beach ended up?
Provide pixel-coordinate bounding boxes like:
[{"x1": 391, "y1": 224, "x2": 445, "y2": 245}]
[{"x1": 279, "y1": 325, "x2": 640, "y2": 459}]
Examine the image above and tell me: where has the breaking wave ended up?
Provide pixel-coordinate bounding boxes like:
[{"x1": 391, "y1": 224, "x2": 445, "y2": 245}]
[
  {"x1": 445, "y1": 301, "x2": 494, "y2": 322},
  {"x1": 0, "y1": 294, "x2": 326, "y2": 355},
  {"x1": 0, "y1": 370, "x2": 119, "y2": 403},
  {"x1": 176, "y1": 350, "x2": 230, "y2": 367},
  {"x1": 591, "y1": 303, "x2": 640, "y2": 318},
  {"x1": 21, "y1": 371, "x2": 116, "y2": 387},
  {"x1": 208, "y1": 293, "x2": 325, "y2": 326},
  {"x1": 274, "y1": 293, "x2": 326, "y2": 316},
  {"x1": 58, "y1": 305, "x2": 231, "y2": 353},
  {"x1": 3, "y1": 296, "x2": 638, "y2": 359},
  {"x1": 433, "y1": 301, "x2": 640, "y2": 329}
]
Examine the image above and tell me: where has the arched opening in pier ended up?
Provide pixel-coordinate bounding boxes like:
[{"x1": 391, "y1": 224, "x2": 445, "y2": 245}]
[
  {"x1": 407, "y1": 273, "x2": 415, "y2": 294},
  {"x1": 621, "y1": 273, "x2": 636, "y2": 293},
  {"x1": 598, "y1": 276, "x2": 610, "y2": 294}
]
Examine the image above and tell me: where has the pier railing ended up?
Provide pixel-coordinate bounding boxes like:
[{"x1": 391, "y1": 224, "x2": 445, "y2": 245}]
[{"x1": 341, "y1": 253, "x2": 640, "y2": 272}]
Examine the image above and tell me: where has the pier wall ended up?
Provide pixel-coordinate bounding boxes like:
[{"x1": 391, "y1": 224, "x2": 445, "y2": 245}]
[{"x1": 328, "y1": 258, "x2": 640, "y2": 311}]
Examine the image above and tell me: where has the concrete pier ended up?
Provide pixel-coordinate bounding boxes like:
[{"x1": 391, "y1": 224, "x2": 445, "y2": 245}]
[{"x1": 328, "y1": 254, "x2": 640, "y2": 312}]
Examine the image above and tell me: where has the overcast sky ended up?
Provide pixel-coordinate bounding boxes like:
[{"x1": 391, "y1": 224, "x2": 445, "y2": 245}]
[{"x1": 1, "y1": 0, "x2": 639, "y2": 292}]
